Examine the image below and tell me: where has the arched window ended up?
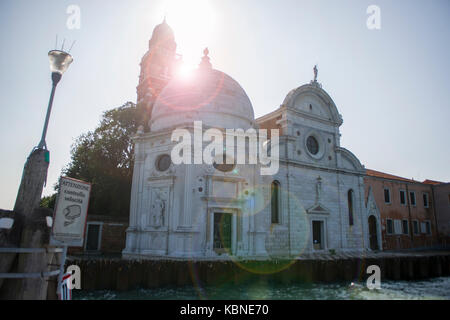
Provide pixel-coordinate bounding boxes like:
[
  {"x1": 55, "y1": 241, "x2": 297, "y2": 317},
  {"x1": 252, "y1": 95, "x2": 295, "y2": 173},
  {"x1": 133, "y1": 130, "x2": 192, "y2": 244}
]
[
  {"x1": 271, "y1": 181, "x2": 280, "y2": 224},
  {"x1": 348, "y1": 189, "x2": 354, "y2": 226}
]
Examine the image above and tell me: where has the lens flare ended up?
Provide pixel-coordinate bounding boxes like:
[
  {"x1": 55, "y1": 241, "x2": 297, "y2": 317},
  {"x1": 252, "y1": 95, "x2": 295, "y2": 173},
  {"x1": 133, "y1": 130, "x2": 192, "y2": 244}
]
[
  {"x1": 185, "y1": 183, "x2": 313, "y2": 301},
  {"x1": 162, "y1": 0, "x2": 216, "y2": 67},
  {"x1": 175, "y1": 62, "x2": 195, "y2": 79}
]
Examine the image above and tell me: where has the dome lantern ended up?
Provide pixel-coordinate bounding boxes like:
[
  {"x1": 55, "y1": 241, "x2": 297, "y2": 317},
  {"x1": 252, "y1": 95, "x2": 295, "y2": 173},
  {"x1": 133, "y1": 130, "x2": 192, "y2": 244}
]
[{"x1": 199, "y1": 47, "x2": 212, "y2": 70}]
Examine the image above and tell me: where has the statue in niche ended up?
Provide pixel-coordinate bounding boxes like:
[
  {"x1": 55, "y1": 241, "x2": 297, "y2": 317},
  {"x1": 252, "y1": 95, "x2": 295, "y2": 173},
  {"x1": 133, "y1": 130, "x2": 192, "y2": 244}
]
[
  {"x1": 315, "y1": 176, "x2": 322, "y2": 203},
  {"x1": 151, "y1": 190, "x2": 166, "y2": 227}
]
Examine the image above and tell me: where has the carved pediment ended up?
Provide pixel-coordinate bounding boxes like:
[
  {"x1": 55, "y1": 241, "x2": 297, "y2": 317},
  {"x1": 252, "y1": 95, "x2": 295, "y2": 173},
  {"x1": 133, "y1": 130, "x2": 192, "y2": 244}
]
[
  {"x1": 148, "y1": 164, "x2": 176, "y2": 183},
  {"x1": 365, "y1": 186, "x2": 380, "y2": 218},
  {"x1": 149, "y1": 165, "x2": 176, "y2": 178},
  {"x1": 307, "y1": 203, "x2": 330, "y2": 215}
]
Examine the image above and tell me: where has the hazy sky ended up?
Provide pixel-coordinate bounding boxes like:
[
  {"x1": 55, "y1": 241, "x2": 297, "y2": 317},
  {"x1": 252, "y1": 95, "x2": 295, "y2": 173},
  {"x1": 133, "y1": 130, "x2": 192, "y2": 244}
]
[{"x1": 0, "y1": 0, "x2": 449, "y2": 210}]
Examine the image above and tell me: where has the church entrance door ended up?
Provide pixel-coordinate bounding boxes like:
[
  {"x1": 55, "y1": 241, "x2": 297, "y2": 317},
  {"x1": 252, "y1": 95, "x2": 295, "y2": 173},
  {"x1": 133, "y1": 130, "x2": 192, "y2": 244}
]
[
  {"x1": 213, "y1": 212, "x2": 232, "y2": 254},
  {"x1": 312, "y1": 220, "x2": 324, "y2": 250}
]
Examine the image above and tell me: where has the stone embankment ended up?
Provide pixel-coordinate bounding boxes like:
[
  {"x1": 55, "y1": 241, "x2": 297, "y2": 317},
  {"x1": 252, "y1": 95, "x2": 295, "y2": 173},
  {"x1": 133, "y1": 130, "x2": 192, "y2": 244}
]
[{"x1": 67, "y1": 250, "x2": 450, "y2": 291}]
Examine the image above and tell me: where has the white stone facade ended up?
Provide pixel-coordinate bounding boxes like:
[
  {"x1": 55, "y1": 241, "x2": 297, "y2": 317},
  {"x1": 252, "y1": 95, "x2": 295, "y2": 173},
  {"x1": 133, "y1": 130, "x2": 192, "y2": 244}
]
[
  {"x1": 255, "y1": 81, "x2": 371, "y2": 257},
  {"x1": 122, "y1": 73, "x2": 376, "y2": 259},
  {"x1": 123, "y1": 23, "x2": 377, "y2": 260}
]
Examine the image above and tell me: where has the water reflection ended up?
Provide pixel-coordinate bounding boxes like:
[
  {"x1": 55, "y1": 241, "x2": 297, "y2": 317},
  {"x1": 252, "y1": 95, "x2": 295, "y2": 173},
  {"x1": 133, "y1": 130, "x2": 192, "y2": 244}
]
[{"x1": 74, "y1": 277, "x2": 450, "y2": 300}]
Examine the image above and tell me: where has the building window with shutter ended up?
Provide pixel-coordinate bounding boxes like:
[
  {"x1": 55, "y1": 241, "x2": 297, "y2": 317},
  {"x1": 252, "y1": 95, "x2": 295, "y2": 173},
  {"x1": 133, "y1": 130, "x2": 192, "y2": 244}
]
[
  {"x1": 394, "y1": 219, "x2": 402, "y2": 235},
  {"x1": 413, "y1": 220, "x2": 419, "y2": 235},
  {"x1": 386, "y1": 219, "x2": 394, "y2": 234},
  {"x1": 420, "y1": 222, "x2": 427, "y2": 234},
  {"x1": 384, "y1": 188, "x2": 391, "y2": 204},
  {"x1": 410, "y1": 191, "x2": 416, "y2": 206},
  {"x1": 399, "y1": 190, "x2": 406, "y2": 205},
  {"x1": 423, "y1": 193, "x2": 429, "y2": 208},
  {"x1": 402, "y1": 219, "x2": 409, "y2": 235},
  {"x1": 425, "y1": 221, "x2": 431, "y2": 235}
]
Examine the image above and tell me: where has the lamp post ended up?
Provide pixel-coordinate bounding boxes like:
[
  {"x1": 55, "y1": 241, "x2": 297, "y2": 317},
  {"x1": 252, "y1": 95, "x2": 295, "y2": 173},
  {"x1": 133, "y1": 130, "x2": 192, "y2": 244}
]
[
  {"x1": 7, "y1": 50, "x2": 74, "y2": 300},
  {"x1": 37, "y1": 50, "x2": 73, "y2": 150},
  {"x1": 14, "y1": 50, "x2": 73, "y2": 215}
]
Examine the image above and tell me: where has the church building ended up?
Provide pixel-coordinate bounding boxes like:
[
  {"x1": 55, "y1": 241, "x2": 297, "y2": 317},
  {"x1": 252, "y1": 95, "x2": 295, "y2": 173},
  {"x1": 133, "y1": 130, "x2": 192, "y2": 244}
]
[{"x1": 122, "y1": 20, "x2": 375, "y2": 259}]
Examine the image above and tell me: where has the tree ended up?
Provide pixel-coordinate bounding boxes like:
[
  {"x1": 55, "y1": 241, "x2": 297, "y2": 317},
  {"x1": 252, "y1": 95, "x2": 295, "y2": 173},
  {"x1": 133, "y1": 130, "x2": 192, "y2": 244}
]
[
  {"x1": 43, "y1": 101, "x2": 147, "y2": 217},
  {"x1": 40, "y1": 194, "x2": 56, "y2": 209}
]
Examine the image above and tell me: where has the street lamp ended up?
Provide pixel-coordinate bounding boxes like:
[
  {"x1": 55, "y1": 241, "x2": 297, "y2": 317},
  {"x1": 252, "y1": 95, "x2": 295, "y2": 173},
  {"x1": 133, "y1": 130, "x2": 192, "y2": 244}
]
[
  {"x1": 9, "y1": 50, "x2": 74, "y2": 299},
  {"x1": 37, "y1": 50, "x2": 73, "y2": 150}
]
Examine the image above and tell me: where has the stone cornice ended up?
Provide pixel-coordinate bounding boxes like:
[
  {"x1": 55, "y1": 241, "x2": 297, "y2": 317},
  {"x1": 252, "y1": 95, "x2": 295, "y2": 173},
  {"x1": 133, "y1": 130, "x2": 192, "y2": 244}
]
[
  {"x1": 285, "y1": 107, "x2": 341, "y2": 127},
  {"x1": 364, "y1": 175, "x2": 432, "y2": 187},
  {"x1": 202, "y1": 196, "x2": 245, "y2": 204},
  {"x1": 207, "y1": 175, "x2": 246, "y2": 183},
  {"x1": 255, "y1": 107, "x2": 283, "y2": 124},
  {"x1": 280, "y1": 158, "x2": 366, "y2": 177},
  {"x1": 147, "y1": 175, "x2": 176, "y2": 183}
]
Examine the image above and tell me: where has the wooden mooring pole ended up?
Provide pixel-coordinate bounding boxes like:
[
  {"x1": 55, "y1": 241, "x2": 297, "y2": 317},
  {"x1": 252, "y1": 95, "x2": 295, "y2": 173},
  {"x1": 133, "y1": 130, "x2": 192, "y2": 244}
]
[{"x1": 0, "y1": 149, "x2": 56, "y2": 300}]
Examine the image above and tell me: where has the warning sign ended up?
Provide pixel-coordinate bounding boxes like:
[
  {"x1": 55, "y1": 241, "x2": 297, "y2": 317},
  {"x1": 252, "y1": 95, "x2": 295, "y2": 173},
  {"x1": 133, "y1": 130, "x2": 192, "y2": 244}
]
[{"x1": 51, "y1": 177, "x2": 91, "y2": 247}]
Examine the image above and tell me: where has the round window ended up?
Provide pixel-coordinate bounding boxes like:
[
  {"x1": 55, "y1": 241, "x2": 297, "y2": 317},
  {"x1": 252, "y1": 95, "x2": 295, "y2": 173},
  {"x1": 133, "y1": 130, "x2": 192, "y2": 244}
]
[
  {"x1": 213, "y1": 154, "x2": 236, "y2": 173},
  {"x1": 306, "y1": 136, "x2": 319, "y2": 155},
  {"x1": 156, "y1": 154, "x2": 171, "y2": 172}
]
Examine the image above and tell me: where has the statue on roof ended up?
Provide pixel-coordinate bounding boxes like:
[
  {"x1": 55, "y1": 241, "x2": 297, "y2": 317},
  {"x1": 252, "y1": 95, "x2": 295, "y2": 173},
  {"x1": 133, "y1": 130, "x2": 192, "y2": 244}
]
[{"x1": 313, "y1": 65, "x2": 318, "y2": 82}]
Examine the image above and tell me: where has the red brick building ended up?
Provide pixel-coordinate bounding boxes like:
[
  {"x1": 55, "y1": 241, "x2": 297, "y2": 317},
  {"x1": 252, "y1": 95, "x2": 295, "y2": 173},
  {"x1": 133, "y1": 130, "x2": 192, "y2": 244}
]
[
  {"x1": 68, "y1": 215, "x2": 128, "y2": 256},
  {"x1": 364, "y1": 170, "x2": 439, "y2": 250},
  {"x1": 427, "y1": 181, "x2": 450, "y2": 247}
]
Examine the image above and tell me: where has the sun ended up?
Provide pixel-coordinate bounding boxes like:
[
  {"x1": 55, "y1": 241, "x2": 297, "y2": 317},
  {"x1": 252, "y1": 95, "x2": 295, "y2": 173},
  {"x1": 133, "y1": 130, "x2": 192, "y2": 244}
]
[
  {"x1": 162, "y1": 0, "x2": 216, "y2": 69},
  {"x1": 176, "y1": 62, "x2": 195, "y2": 79}
]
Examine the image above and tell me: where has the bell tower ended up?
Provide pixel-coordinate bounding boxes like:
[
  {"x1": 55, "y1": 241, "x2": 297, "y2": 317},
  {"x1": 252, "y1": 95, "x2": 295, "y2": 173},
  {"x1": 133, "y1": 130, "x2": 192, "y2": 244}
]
[{"x1": 137, "y1": 18, "x2": 179, "y2": 125}]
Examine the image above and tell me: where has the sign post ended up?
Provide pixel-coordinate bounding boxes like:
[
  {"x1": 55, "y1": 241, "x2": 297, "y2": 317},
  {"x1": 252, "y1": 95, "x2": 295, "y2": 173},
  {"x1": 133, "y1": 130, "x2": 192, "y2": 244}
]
[
  {"x1": 51, "y1": 176, "x2": 91, "y2": 299},
  {"x1": 59, "y1": 273, "x2": 73, "y2": 300}
]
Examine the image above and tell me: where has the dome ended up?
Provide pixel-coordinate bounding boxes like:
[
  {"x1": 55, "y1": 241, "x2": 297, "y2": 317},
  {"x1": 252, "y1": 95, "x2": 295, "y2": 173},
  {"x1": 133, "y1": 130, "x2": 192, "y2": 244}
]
[
  {"x1": 151, "y1": 19, "x2": 174, "y2": 40},
  {"x1": 149, "y1": 19, "x2": 176, "y2": 50},
  {"x1": 151, "y1": 66, "x2": 255, "y2": 132}
]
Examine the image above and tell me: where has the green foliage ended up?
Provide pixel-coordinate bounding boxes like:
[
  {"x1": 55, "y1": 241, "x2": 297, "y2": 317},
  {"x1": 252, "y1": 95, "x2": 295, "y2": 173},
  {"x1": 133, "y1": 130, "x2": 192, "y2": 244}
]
[
  {"x1": 53, "y1": 101, "x2": 145, "y2": 217},
  {"x1": 40, "y1": 194, "x2": 57, "y2": 209}
]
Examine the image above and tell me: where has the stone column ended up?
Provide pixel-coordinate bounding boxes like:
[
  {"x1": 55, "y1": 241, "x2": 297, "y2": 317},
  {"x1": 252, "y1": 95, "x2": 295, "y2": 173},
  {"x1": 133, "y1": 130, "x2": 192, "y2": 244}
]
[
  {"x1": 124, "y1": 138, "x2": 145, "y2": 255},
  {"x1": 130, "y1": 140, "x2": 145, "y2": 228}
]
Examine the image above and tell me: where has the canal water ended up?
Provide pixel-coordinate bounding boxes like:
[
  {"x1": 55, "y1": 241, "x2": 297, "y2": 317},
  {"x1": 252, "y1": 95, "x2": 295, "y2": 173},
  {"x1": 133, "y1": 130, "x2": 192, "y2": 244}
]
[{"x1": 74, "y1": 276, "x2": 450, "y2": 300}]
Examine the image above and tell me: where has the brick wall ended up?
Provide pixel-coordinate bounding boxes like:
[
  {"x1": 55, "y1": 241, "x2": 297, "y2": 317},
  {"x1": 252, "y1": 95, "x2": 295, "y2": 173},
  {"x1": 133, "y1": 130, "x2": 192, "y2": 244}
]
[
  {"x1": 432, "y1": 183, "x2": 450, "y2": 246},
  {"x1": 69, "y1": 215, "x2": 128, "y2": 255},
  {"x1": 257, "y1": 114, "x2": 283, "y2": 139},
  {"x1": 364, "y1": 175, "x2": 438, "y2": 250},
  {"x1": 100, "y1": 221, "x2": 128, "y2": 254}
]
